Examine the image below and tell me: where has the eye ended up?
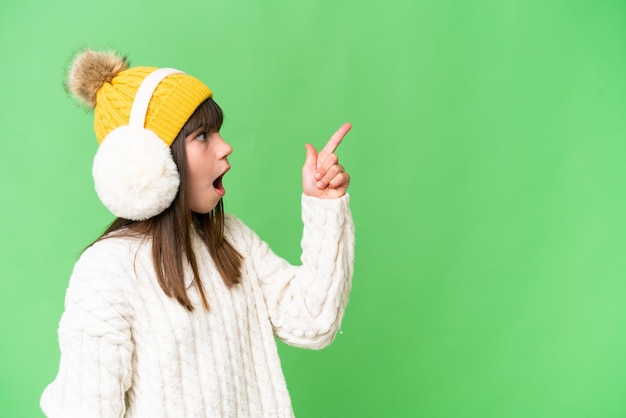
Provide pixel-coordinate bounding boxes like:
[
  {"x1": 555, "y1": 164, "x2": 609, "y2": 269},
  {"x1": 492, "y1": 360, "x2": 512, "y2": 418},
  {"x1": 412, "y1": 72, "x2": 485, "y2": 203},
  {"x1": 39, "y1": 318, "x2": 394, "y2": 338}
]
[{"x1": 195, "y1": 131, "x2": 207, "y2": 142}]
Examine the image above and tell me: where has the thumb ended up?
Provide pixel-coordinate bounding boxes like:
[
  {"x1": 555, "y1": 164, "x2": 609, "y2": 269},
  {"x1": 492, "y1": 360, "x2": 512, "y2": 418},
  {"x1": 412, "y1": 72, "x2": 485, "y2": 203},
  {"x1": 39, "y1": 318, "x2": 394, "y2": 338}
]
[{"x1": 303, "y1": 144, "x2": 318, "y2": 171}]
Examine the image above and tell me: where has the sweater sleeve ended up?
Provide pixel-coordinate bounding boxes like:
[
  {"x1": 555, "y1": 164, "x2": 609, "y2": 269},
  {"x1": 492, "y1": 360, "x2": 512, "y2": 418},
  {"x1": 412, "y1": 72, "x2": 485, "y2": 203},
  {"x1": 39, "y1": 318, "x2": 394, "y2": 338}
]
[
  {"x1": 230, "y1": 194, "x2": 355, "y2": 350},
  {"x1": 41, "y1": 244, "x2": 134, "y2": 418}
]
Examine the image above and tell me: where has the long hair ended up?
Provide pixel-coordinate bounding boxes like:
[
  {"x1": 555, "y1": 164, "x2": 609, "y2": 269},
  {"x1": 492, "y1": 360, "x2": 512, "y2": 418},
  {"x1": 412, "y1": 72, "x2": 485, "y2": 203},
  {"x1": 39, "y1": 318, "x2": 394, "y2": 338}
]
[{"x1": 92, "y1": 98, "x2": 242, "y2": 311}]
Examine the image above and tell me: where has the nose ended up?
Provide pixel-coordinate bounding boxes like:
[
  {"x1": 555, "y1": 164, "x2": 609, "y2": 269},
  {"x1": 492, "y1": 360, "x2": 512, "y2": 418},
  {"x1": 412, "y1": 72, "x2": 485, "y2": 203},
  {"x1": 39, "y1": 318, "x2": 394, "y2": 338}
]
[{"x1": 218, "y1": 136, "x2": 233, "y2": 159}]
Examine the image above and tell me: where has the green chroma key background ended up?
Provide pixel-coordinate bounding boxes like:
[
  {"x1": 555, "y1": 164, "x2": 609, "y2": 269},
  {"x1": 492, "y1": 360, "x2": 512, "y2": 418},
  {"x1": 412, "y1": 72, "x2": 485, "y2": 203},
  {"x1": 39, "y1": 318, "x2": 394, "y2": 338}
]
[{"x1": 2, "y1": 0, "x2": 626, "y2": 417}]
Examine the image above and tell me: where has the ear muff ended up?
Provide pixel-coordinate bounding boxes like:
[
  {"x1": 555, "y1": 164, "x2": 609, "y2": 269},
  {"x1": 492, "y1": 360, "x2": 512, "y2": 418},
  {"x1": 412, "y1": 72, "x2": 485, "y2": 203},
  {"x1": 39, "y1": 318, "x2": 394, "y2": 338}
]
[{"x1": 92, "y1": 68, "x2": 183, "y2": 221}]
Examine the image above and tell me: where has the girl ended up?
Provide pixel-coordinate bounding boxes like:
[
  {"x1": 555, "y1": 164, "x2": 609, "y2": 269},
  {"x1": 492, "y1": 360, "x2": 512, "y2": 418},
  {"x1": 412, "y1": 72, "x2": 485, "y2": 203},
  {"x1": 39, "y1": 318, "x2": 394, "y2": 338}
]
[{"x1": 41, "y1": 49, "x2": 354, "y2": 418}]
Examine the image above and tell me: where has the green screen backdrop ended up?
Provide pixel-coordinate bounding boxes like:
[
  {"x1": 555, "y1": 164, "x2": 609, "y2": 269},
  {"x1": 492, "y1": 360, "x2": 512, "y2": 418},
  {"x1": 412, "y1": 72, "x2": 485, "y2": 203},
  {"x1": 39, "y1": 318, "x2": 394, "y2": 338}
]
[{"x1": 2, "y1": 0, "x2": 626, "y2": 417}]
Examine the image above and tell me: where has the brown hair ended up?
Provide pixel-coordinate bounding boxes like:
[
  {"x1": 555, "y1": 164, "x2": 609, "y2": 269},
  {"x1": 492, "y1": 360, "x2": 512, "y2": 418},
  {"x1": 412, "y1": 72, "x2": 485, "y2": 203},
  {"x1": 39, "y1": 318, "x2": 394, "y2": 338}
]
[{"x1": 92, "y1": 98, "x2": 242, "y2": 311}]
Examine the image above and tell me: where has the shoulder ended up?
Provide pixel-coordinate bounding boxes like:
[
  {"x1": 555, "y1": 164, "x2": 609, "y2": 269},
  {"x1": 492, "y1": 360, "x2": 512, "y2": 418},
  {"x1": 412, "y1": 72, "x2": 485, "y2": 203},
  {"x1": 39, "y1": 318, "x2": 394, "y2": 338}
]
[
  {"x1": 58, "y1": 237, "x2": 143, "y2": 316},
  {"x1": 224, "y1": 213, "x2": 252, "y2": 239},
  {"x1": 60, "y1": 237, "x2": 141, "y2": 329},
  {"x1": 79, "y1": 236, "x2": 144, "y2": 267},
  {"x1": 70, "y1": 236, "x2": 148, "y2": 291},
  {"x1": 224, "y1": 213, "x2": 247, "y2": 232},
  {"x1": 223, "y1": 213, "x2": 261, "y2": 252}
]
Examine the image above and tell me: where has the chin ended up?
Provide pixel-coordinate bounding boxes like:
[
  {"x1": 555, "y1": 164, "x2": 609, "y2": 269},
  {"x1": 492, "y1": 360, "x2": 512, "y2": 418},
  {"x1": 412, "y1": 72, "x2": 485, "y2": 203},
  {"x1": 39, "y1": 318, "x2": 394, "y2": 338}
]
[{"x1": 191, "y1": 201, "x2": 220, "y2": 214}]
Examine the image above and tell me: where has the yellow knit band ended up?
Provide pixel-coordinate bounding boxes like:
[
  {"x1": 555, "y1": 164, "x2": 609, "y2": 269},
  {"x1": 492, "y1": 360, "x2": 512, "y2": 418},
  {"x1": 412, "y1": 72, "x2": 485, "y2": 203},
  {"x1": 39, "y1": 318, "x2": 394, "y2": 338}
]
[{"x1": 93, "y1": 66, "x2": 212, "y2": 146}]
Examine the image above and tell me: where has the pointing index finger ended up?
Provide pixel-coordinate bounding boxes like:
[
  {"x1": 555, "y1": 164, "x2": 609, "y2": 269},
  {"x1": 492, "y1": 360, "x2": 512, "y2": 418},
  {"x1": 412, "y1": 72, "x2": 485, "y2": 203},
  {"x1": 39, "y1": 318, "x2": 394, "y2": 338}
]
[{"x1": 318, "y1": 122, "x2": 352, "y2": 162}]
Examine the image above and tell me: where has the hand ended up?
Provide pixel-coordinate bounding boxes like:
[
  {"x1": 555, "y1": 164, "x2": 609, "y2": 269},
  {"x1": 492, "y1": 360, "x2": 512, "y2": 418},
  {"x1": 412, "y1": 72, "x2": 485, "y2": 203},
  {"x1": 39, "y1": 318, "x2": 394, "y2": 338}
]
[{"x1": 302, "y1": 122, "x2": 352, "y2": 199}]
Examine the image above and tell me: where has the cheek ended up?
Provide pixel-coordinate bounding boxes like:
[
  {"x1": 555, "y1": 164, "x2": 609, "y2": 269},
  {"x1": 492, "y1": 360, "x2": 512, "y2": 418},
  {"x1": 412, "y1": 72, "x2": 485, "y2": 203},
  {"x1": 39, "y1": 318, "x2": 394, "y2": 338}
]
[
  {"x1": 186, "y1": 149, "x2": 213, "y2": 188},
  {"x1": 184, "y1": 152, "x2": 202, "y2": 198},
  {"x1": 185, "y1": 145, "x2": 203, "y2": 176}
]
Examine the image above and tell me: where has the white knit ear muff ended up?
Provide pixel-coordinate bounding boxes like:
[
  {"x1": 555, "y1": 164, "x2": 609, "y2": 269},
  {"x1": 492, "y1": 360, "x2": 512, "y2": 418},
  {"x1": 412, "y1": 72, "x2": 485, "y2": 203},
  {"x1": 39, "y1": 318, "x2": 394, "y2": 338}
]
[{"x1": 93, "y1": 68, "x2": 184, "y2": 221}]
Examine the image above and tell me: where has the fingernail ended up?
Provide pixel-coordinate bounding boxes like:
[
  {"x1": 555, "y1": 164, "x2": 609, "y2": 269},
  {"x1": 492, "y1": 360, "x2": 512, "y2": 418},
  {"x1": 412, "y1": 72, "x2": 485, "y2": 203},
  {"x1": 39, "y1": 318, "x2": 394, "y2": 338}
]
[
  {"x1": 317, "y1": 181, "x2": 324, "y2": 188},
  {"x1": 315, "y1": 173, "x2": 322, "y2": 180}
]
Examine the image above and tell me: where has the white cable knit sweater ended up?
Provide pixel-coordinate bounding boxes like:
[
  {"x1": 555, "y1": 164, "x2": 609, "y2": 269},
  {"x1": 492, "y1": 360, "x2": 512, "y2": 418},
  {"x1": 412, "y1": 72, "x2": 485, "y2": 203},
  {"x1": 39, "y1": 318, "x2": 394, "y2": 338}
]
[{"x1": 41, "y1": 195, "x2": 354, "y2": 418}]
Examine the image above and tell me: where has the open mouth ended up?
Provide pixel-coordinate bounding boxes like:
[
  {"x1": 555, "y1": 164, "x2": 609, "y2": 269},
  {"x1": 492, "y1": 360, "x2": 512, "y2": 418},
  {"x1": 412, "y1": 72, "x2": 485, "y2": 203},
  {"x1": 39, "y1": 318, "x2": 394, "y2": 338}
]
[
  {"x1": 213, "y1": 167, "x2": 230, "y2": 196},
  {"x1": 213, "y1": 175, "x2": 224, "y2": 192}
]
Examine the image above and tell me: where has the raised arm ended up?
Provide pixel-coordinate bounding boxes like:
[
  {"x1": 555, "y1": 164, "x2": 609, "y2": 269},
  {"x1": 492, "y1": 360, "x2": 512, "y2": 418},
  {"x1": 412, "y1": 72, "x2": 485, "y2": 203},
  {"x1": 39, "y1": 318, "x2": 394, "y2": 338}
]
[
  {"x1": 229, "y1": 123, "x2": 355, "y2": 349},
  {"x1": 229, "y1": 195, "x2": 354, "y2": 349}
]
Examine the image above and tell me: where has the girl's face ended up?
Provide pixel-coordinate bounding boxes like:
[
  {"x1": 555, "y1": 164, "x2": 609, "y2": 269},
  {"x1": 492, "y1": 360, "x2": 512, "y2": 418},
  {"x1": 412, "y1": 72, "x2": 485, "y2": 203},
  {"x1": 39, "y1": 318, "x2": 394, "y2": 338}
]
[{"x1": 184, "y1": 128, "x2": 233, "y2": 213}]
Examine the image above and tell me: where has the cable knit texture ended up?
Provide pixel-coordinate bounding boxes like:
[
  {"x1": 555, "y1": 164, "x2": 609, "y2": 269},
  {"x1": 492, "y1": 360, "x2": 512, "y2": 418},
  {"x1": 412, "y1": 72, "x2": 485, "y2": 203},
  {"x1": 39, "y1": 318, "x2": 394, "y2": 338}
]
[{"x1": 41, "y1": 194, "x2": 354, "y2": 418}]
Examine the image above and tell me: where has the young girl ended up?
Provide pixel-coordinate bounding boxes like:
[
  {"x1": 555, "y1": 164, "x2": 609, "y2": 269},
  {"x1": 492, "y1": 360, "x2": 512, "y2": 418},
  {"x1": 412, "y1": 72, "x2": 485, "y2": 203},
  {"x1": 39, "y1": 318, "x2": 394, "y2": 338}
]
[{"x1": 41, "y1": 49, "x2": 354, "y2": 418}]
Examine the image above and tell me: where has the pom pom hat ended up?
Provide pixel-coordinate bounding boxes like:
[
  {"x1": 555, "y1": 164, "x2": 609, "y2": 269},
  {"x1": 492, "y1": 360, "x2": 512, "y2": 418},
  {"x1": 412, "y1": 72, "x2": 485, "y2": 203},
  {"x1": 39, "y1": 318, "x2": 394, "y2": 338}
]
[{"x1": 66, "y1": 49, "x2": 213, "y2": 220}]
